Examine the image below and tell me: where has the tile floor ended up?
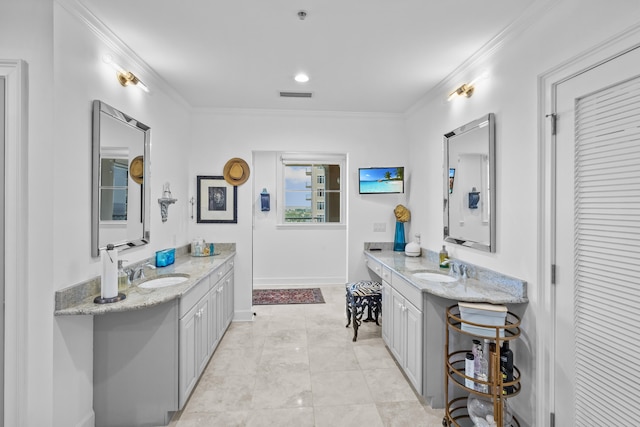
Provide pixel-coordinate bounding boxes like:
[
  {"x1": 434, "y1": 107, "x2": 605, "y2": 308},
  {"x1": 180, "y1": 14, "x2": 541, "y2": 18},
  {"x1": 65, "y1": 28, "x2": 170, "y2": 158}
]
[{"x1": 168, "y1": 284, "x2": 444, "y2": 427}]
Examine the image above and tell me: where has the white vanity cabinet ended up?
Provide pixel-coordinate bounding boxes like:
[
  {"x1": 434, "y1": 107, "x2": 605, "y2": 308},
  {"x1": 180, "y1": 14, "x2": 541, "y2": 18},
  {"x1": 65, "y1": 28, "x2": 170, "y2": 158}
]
[
  {"x1": 88, "y1": 249, "x2": 237, "y2": 427},
  {"x1": 368, "y1": 258, "x2": 423, "y2": 394},
  {"x1": 208, "y1": 261, "x2": 234, "y2": 355},
  {"x1": 387, "y1": 273, "x2": 423, "y2": 394},
  {"x1": 178, "y1": 275, "x2": 211, "y2": 408},
  {"x1": 179, "y1": 257, "x2": 235, "y2": 409},
  {"x1": 379, "y1": 264, "x2": 392, "y2": 346}
]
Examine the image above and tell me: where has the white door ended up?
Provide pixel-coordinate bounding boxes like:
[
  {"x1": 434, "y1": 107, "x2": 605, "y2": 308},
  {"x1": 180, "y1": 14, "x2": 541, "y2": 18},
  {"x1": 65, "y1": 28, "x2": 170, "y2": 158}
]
[{"x1": 554, "y1": 46, "x2": 640, "y2": 426}]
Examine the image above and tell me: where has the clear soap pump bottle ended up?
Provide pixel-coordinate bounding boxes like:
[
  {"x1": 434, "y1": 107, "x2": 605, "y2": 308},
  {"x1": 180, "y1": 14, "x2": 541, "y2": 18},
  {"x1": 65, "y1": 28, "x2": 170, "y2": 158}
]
[
  {"x1": 439, "y1": 245, "x2": 449, "y2": 268},
  {"x1": 117, "y1": 260, "x2": 128, "y2": 295}
]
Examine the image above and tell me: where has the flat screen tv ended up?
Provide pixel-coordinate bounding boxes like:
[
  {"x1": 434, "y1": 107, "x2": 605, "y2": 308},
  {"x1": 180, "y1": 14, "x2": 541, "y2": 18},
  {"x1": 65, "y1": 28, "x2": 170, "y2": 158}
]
[{"x1": 359, "y1": 167, "x2": 404, "y2": 194}]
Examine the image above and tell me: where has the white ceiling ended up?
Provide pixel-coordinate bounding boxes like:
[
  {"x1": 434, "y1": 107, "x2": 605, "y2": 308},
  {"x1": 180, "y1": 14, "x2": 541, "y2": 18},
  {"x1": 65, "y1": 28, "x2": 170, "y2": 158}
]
[{"x1": 79, "y1": 0, "x2": 537, "y2": 114}]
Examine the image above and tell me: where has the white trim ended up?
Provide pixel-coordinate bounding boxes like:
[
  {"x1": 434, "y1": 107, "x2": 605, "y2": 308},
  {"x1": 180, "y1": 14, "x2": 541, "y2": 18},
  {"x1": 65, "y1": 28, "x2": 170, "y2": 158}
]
[
  {"x1": 406, "y1": 0, "x2": 558, "y2": 117},
  {"x1": 55, "y1": 0, "x2": 191, "y2": 110},
  {"x1": 0, "y1": 59, "x2": 28, "y2": 427},
  {"x1": 252, "y1": 279, "x2": 345, "y2": 287},
  {"x1": 537, "y1": 22, "x2": 640, "y2": 427},
  {"x1": 75, "y1": 411, "x2": 95, "y2": 427},
  {"x1": 277, "y1": 152, "x2": 347, "y2": 226}
]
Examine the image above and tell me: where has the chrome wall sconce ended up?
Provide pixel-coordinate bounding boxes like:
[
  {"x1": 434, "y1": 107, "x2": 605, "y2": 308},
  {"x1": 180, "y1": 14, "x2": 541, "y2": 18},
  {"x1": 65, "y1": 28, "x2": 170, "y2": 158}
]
[
  {"x1": 103, "y1": 55, "x2": 149, "y2": 92},
  {"x1": 448, "y1": 83, "x2": 474, "y2": 101},
  {"x1": 158, "y1": 183, "x2": 177, "y2": 223}
]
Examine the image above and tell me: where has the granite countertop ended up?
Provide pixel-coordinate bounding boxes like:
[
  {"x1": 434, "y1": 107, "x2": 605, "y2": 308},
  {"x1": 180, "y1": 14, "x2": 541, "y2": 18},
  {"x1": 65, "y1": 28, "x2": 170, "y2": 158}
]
[
  {"x1": 364, "y1": 249, "x2": 527, "y2": 304},
  {"x1": 55, "y1": 247, "x2": 236, "y2": 316}
]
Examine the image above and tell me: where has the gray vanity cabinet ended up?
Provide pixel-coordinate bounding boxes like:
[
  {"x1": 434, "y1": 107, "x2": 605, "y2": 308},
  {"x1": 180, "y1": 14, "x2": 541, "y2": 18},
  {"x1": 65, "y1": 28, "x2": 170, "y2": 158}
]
[
  {"x1": 178, "y1": 278, "x2": 211, "y2": 408},
  {"x1": 94, "y1": 300, "x2": 179, "y2": 427},
  {"x1": 179, "y1": 258, "x2": 235, "y2": 409},
  {"x1": 93, "y1": 256, "x2": 236, "y2": 426},
  {"x1": 388, "y1": 275, "x2": 423, "y2": 394},
  {"x1": 368, "y1": 258, "x2": 424, "y2": 396}
]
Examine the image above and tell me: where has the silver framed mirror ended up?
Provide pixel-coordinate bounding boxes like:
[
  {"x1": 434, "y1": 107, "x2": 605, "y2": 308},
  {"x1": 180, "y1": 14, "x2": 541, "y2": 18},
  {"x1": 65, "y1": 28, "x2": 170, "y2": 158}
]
[
  {"x1": 92, "y1": 100, "x2": 151, "y2": 257},
  {"x1": 443, "y1": 113, "x2": 495, "y2": 252}
]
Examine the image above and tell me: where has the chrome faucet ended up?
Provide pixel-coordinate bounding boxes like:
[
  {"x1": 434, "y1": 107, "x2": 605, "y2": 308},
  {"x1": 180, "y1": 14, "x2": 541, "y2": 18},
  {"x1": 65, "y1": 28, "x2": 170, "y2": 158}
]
[
  {"x1": 127, "y1": 262, "x2": 155, "y2": 282},
  {"x1": 459, "y1": 264, "x2": 468, "y2": 279}
]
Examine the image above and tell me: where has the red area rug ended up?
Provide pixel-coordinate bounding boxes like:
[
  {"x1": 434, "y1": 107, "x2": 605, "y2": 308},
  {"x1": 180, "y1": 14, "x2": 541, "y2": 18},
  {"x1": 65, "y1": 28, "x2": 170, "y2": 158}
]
[{"x1": 253, "y1": 288, "x2": 325, "y2": 305}]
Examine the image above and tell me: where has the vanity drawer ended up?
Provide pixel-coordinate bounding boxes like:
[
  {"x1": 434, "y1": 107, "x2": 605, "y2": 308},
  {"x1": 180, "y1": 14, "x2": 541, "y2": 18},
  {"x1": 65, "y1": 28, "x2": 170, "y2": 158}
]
[
  {"x1": 391, "y1": 272, "x2": 422, "y2": 309},
  {"x1": 381, "y1": 266, "x2": 392, "y2": 283},
  {"x1": 180, "y1": 275, "x2": 210, "y2": 318},
  {"x1": 210, "y1": 258, "x2": 234, "y2": 286},
  {"x1": 366, "y1": 258, "x2": 383, "y2": 278}
]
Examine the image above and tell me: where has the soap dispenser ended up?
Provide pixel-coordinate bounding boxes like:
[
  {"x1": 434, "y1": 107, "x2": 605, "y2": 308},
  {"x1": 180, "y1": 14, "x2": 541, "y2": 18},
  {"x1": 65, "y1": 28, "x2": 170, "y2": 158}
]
[
  {"x1": 439, "y1": 245, "x2": 449, "y2": 268},
  {"x1": 117, "y1": 260, "x2": 129, "y2": 294}
]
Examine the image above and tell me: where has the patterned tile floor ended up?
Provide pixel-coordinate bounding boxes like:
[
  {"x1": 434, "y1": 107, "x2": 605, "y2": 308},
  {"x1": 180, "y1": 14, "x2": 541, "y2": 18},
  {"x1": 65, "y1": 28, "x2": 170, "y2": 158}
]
[{"x1": 168, "y1": 284, "x2": 445, "y2": 426}]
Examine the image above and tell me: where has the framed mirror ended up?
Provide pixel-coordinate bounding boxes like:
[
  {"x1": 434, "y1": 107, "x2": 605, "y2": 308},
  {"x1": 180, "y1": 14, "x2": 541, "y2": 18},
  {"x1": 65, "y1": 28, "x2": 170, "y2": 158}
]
[
  {"x1": 92, "y1": 100, "x2": 151, "y2": 257},
  {"x1": 443, "y1": 113, "x2": 495, "y2": 252}
]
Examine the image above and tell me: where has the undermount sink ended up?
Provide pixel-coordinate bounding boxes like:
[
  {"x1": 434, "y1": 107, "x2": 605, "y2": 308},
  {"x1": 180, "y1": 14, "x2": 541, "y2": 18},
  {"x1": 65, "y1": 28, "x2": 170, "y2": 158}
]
[
  {"x1": 138, "y1": 274, "x2": 190, "y2": 289},
  {"x1": 412, "y1": 272, "x2": 458, "y2": 283}
]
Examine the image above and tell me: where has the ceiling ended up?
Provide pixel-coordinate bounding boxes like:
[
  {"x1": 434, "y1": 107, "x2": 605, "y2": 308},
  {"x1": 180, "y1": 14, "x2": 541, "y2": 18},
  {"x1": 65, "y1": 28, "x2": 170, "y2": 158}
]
[{"x1": 79, "y1": 0, "x2": 537, "y2": 114}]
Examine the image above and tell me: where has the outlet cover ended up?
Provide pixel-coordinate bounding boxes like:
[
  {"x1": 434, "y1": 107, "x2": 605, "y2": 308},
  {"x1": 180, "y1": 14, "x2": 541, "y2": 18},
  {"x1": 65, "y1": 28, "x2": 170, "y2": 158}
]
[{"x1": 373, "y1": 223, "x2": 386, "y2": 232}]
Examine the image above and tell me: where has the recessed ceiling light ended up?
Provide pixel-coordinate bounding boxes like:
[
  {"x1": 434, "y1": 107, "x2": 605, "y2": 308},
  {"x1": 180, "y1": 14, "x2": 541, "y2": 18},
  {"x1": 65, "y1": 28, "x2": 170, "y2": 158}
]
[{"x1": 294, "y1": 73, "x2": 310, "y2": 83}]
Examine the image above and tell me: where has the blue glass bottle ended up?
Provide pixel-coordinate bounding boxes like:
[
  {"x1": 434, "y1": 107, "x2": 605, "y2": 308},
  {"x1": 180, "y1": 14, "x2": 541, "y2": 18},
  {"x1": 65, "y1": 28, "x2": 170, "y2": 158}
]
[{"x1": 394, "y1": 221, "x2": 406, "y2": 251}]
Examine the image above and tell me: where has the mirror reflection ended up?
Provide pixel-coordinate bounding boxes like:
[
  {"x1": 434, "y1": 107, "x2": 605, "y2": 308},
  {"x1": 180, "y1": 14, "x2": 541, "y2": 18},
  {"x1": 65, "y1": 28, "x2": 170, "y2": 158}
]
[
  {"x1": 92, "y1": 100, "x2": 150, "y2": 257},
  {"x1": 443, "y1": 113, "x2": 495, "y2": 252}
]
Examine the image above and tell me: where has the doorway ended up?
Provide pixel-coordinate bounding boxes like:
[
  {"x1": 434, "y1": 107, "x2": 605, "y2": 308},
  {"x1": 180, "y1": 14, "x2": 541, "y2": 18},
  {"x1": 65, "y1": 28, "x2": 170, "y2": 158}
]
[
  {"x1": 251, "y1": 151, "x2": 347, "y2": 288},
  {"x1": 549, "y1": 45, "x2": 640, "y2": 425}
]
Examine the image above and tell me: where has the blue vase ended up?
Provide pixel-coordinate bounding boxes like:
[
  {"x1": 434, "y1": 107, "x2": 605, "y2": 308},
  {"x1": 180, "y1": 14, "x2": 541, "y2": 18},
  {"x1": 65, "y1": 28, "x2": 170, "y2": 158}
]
[{"x1": 394, "y1": 221, "x2": 406, "y2": 251}]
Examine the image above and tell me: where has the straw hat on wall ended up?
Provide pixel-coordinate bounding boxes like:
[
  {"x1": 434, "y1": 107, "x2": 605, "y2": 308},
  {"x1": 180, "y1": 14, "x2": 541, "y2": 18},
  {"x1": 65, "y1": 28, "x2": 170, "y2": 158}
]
[
  {"x1": 129, "y1": 156, "x2": 144, "y2": 184},
  {"x1": 223, "y1": 158, "x2": 250, "y2": 186}
]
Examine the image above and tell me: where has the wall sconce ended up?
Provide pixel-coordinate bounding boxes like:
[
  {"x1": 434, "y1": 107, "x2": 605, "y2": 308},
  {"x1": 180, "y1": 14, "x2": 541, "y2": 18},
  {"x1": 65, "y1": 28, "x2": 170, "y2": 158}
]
[
  {"x1": 448, "y1": 83, "x2": 474, "y2": 101},
  {"x1": 103, "y1": 55, "x2": 149, "y2": 92},
  {"x1": 158, "y1": 183, "x2": 177, "y2": 222},
  {"x1": 447, "y1": 71, "x2": 489, "y2": 101}
]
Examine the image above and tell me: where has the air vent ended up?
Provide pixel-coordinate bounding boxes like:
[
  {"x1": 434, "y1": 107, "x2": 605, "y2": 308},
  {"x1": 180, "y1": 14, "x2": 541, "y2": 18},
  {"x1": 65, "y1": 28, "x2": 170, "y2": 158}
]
[{"x1": 279, "y1": 91, "x2": 313, "y2": 98}]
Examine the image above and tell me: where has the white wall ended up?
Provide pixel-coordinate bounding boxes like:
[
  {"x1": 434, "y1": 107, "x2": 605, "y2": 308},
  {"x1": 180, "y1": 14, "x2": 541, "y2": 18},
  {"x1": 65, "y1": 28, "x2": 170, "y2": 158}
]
[
  {"x1": 252, "y1": 151, "x2": 347, "y2": 286},
  {"x1": 189, "y1": 110, "x2": 409, "y2": 319},
  {"x1": 405, "y1": 1, "x2": 640, "y2": 425},
  {"x1": 0, "y1": 1, "x2": 54, "y2": 426},
  {"x1": 6, "y1": 1, "x2": 640, "y2": 426},
  {"x1": 51, "y1": 2, "x2": 192, "y2": 426}
]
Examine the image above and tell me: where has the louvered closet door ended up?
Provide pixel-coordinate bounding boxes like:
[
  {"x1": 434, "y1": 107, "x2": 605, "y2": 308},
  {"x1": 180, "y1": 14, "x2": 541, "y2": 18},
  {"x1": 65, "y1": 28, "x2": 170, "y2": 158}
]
[{"x1": 555, "y1": 46, "x2": 640, "y2": 426}]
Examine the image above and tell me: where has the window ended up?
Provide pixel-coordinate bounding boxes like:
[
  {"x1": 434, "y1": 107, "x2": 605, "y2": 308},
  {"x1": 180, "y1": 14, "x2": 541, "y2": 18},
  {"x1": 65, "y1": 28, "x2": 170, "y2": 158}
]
[{"x1": 279, "y1": 153, "x2": 345, "y2": 225}]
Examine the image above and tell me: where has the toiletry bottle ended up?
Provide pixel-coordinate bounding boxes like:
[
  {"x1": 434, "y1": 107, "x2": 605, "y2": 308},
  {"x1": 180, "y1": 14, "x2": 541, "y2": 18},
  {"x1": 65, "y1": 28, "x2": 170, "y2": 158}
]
[
  {"x1": 465, "y1": 352, "x2": 475, "y2": 389},
  {"x1": 500, "y1": 341, "x2": 515, "y2": 394},
  {"x1": 439, "y1": 245, "x2": 449, "y2": 268},
  {"x1": 475, "y1": 348, "x2": 489, "y2": 393},
  {"x1": 117, "y1": 260, "x2": 128, "y2": 294}
]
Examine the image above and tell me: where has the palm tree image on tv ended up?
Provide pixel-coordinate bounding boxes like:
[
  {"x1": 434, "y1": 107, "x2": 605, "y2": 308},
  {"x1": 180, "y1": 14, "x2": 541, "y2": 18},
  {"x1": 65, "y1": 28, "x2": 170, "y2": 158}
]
[{"x1": 359, "y1": 167, "x2": 404, "y2": 194}]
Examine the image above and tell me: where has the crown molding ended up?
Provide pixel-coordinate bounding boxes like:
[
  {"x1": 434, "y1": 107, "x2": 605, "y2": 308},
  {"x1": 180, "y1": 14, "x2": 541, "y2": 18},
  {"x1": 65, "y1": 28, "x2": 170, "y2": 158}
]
[
  {"x1": 192, "y1": 106, "x2": 404, "y2": 120},
  {"x1": 404, "y1": 0, "x2": 559, "y2": 117},
  {"x1": 55, "y1": 0, "x2": 191, "y2": 110}
]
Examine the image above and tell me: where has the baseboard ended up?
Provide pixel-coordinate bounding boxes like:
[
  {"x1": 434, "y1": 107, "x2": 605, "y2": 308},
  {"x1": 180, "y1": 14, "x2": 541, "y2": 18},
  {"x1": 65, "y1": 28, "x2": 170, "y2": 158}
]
[
  {"x1": 232, "y1": 309, "x2": 255, "y2": 322},
  {"x1": 76, "y1": 411, "x2": 95, "y2": 427},
  {"x1": 252, "y1": 277, "x2": 345, "y2": 287}
]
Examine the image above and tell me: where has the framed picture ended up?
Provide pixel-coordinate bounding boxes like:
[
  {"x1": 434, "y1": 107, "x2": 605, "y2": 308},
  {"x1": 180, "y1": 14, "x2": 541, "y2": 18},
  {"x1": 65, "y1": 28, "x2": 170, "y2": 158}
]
[{"x1": 196, "y1": 175, "x2": 237, "y2": 223}]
